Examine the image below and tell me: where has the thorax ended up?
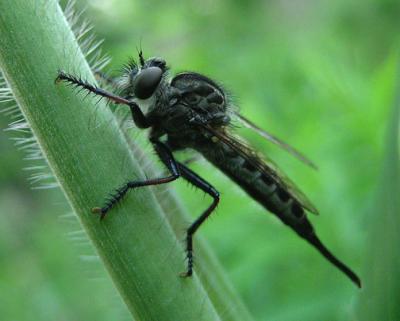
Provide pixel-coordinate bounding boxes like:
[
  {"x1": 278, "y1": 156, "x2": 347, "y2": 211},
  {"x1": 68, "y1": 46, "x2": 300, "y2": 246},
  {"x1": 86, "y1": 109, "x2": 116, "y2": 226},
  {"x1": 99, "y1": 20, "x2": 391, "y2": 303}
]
[{"x1": 140, "y1": 78, "x2": 230, "y2": 149}]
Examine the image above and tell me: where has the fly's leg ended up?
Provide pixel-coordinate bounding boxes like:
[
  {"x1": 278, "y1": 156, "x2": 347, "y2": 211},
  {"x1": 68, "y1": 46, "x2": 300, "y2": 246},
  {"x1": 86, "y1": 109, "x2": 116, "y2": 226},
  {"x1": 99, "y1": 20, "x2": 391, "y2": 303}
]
[
  {"x1": 55, "y1": 71, "x2": 149, "y2": 128},
  {"x1": 177, "y1": 163, "x2": 220, "y2": 277},
  {"x1": 92, "y1": 140, "x2": 180, "y2": 219}
]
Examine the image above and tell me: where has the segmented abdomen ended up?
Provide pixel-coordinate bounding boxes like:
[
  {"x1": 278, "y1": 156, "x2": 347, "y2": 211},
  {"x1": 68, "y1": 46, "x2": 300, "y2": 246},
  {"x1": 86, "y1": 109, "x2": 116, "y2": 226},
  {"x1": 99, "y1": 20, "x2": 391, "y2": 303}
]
[
  {"x1": 195, "y1": 138, "x2": 361, "y2": 287},
  {"x1": 198, "y1": 141, "x2": 314, "y2": 237}
]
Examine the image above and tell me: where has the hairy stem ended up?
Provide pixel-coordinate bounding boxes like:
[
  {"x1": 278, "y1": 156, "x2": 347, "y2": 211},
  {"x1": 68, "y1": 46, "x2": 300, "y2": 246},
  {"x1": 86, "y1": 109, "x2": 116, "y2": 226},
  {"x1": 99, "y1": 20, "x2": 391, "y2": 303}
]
[{"x1": 0, "y1": 1, "x2": 252, "y2": 320}]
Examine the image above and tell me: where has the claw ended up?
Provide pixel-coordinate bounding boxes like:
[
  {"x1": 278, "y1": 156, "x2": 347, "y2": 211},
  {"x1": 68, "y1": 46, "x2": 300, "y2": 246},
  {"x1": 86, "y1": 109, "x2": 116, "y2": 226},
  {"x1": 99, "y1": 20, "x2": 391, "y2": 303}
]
[
  {"x1": 91, "y1": 207, "x2": 107, "y2": 220},
  {"x1": 55, "y1": 71, "x2": 64, "y2": 84},
  {"x1": 179, "y1": 271, "x2": 192, "y2": 278},
  {"x1": 91, "y1": 207, "x2": 102, "y2": 214}
]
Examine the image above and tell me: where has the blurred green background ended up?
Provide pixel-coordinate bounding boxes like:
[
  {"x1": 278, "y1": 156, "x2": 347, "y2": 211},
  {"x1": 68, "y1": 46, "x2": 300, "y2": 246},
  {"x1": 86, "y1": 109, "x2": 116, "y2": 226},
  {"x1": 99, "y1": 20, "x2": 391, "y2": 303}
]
[{"x1": 1, "y1": 0, "x2": 399, "y2": 320}]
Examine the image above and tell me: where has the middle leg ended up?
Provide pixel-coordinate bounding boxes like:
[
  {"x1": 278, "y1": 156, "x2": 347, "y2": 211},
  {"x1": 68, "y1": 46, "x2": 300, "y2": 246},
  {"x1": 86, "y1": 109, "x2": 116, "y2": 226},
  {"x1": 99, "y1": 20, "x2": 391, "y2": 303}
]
[{"x1": 92, "y1": 140, "x2": 180, "y2": 219}]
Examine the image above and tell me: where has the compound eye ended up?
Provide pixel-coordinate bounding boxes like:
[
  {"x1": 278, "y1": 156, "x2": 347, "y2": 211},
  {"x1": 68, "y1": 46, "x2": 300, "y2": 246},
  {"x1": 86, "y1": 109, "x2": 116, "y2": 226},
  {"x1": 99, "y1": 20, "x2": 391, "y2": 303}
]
[{"x1": 134, "y1": 67, "x2": 162, "y2": 99}]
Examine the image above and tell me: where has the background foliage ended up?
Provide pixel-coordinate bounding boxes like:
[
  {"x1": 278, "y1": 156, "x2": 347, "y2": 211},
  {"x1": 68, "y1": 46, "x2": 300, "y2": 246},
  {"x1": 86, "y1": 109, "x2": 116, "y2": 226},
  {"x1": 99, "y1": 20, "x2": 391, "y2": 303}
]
[{"x1": 1, "y1": 0, "x2": 399, "y2": 320}]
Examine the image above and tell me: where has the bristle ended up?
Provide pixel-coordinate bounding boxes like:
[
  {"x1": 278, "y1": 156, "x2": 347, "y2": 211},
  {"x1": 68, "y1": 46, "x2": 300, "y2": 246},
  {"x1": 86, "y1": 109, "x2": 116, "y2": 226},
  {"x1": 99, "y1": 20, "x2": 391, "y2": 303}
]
[
  {"x1": 122, "y1": 57, "x2": 138, "y2": 74},
  {"x1": 65, "y1": 0, "x2": 110, "y2": 73},
  {"x1": 1, "y1": 0, "x2": 111, "y2": 189}
]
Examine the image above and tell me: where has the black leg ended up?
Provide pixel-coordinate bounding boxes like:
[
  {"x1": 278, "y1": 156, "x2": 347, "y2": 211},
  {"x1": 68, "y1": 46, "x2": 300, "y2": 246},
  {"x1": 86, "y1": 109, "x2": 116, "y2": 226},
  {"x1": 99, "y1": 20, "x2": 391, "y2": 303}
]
[
  {"x1": 92, "y1": 140, "x2": 180, "y2": 219},
  {"x1": 55, "y1": 70, "x2": 150, "y2": 128},
  {"x1": 177, "y1": 162, "x2": 220, "y2": 277}
]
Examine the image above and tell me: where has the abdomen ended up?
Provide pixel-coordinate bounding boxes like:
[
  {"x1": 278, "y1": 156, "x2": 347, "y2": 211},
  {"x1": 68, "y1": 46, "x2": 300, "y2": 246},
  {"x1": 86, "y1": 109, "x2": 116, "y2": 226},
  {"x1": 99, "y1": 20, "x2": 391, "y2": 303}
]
[
  {"x1": 196, "y1": 141, "x2": 314, "y2": 238},
  {"x1": 195, "y1": 140, "x2": 362, "y2": 287}
]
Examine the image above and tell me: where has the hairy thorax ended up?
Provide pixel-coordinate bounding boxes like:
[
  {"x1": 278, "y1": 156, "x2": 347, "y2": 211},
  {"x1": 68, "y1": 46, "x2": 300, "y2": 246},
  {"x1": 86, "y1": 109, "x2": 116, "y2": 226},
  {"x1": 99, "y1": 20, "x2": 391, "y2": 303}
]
[{"x1": 145, "y1": 72, "x2": 231, "y2": 150}]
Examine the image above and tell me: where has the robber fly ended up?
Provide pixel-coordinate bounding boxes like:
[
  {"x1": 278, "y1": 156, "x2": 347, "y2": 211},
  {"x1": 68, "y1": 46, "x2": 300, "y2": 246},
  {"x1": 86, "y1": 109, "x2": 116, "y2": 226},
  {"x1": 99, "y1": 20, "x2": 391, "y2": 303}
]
[{"x1": 56, "y1": 51, "x2": 361, "y2": 287}]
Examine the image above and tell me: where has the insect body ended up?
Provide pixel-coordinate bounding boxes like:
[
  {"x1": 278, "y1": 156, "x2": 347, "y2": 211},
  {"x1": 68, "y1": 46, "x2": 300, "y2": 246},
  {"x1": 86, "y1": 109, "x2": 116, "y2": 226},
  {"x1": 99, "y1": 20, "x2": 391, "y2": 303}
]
[{"x1": 56, "y1": 52, "x2": 361, "y2": 287}]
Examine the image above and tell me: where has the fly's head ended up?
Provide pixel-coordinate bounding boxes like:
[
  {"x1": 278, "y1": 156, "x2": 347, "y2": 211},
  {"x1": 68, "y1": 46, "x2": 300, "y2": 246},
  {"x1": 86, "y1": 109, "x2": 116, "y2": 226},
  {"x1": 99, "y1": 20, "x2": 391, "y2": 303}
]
[{"x1": 119, "y1": 52, "x2": 169, "y2": 101}]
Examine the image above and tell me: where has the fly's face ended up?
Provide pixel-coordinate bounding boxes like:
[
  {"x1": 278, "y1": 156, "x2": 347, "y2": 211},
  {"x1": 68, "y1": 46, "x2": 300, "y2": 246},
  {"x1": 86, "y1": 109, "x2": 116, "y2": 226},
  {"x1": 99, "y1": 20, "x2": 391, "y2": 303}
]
[{"x1": 120, "y1": 56, "x2": 168, "y2": 101}]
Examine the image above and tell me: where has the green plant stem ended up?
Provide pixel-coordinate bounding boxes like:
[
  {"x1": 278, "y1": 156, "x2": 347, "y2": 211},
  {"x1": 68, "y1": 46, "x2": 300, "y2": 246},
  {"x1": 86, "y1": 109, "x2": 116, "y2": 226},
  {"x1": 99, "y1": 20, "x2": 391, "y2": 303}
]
[
  {"x1": 0, "y1": 1, "x2": 252, "y2": 320},
  {"x1": 128, "y1": 140, "x2": 253, "y2": 321}
]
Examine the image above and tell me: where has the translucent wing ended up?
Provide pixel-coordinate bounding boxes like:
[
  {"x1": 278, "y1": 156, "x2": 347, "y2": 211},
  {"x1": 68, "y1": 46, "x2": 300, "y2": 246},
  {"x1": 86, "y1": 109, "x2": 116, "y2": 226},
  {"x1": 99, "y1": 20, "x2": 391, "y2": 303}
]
[
  {"x1": 202, "y1": 124, "x2": 319, "y2": 215},
  {"x1": 234, "y1": 111, "x2": 318, "y2": 170},
  {"x1": 171, "y1": 71, "x2": 318, "y2": 213}
]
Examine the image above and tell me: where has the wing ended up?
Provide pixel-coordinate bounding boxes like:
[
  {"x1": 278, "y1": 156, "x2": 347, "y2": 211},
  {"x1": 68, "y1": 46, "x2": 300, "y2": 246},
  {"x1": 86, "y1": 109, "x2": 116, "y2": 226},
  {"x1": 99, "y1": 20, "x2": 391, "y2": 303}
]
[
  {"x1": 233, "y1": 111, "x2": 318, "y2": 170},
  {"x1": 172, "y1": 73, "x2": 317, "y2": 169},
  {"x1": 171, "y1": 72, "x2": 318, "y2": 213},
  {"x1": 202, "y1": 124, "x2": 319, "y2": 215}
]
